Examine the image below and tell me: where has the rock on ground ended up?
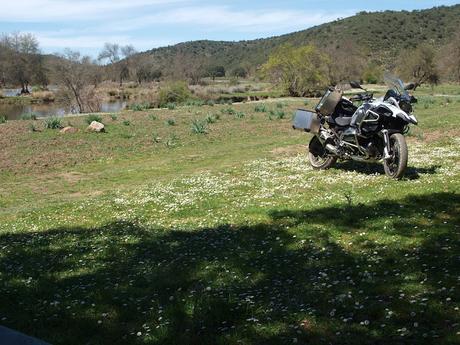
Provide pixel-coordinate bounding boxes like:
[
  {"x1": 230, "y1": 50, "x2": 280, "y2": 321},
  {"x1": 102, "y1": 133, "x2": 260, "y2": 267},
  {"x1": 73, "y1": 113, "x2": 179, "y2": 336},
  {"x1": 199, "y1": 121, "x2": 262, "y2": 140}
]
[{"x1": 87, "y1": 121, "x2": 105, "y2": 133}]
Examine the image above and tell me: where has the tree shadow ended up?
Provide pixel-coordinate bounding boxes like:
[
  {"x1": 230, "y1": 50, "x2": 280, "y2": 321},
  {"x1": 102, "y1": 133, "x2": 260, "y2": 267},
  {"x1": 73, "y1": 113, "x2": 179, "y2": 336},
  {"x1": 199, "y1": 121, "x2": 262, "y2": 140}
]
[
  {"x1": 333, "y1": 160, "x2": 440, "y2": 180},
  {"x1": 0, "y1": 193, "x2": 458, "y2": 344}
]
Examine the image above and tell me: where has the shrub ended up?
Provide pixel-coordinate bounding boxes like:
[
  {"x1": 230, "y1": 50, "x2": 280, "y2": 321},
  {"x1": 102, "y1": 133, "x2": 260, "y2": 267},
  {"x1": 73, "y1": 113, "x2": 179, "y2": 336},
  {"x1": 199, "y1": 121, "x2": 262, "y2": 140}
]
[
  {"x1": 0, "y1": 115, "x2": 7, "y2": 124},
  {"x1": 148, "y1": 114, "x2": 157, "y2": 121},
  {"x1": 152, "y1": 131, "x2": 161, "y2": 143},
  {"x1": 28, "y1": 123, "x2": 38, "y2": 132},
  {"x1": 235, "y1": 111, "x2": 245, "y2": 119},
  {"x1": 276, "y1": 102, "x2": 286, "y2": 109},
  {"x1": 206, "y1": 100, "x2": 215, "y2": 107},
  {"x1": 269, "y1": 110, "x2": 286, "y2": 120},
  {"x1": 85, "y1": 114, "x2": 102, "y2": 124},
  {"x1": 123, "y1": 120, "x2": 131, "y2": 126},
  {"x1": 166, "y1": 102, "x2": 176, "y2": 110},
  {"x1": 44, "y1": 116, "x2": 63, "y2": 129},
  {"x1": 110, "y1": 114, "x2": 118, "y2": 121},
  {"x1": 165, "y1": 118, "x2": 176, "y2": 126},
  {"x1": 205, "y1": 114, "x2": 217, "y2": 124},
  {"x1": 165, "y1": 134, "x2": 179, "y2": 148},
  {"x1": 254, "y1": 104, "x2": 268, "y2": 112},
  {"x1": 221, "y1": 107, "x2": 236, "y2": 115},
  {"x1": 20, "y1": 112, "x2": 38, "y2": 120},
  {"x1": 129, "y1": 103, "x2": 150, "y2": 111},
  {"x1": 191, "y1": 119, "x2": 208, "y2": 134},
  {"x1": 158, "y1": 81, "x2": 191, "y2": 107}
]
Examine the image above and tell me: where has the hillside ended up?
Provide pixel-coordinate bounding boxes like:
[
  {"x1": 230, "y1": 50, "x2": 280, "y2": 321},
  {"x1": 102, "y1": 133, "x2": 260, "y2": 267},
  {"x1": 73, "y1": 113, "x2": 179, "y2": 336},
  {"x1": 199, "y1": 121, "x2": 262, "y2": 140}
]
[{"x1": 137, "y1": 4, "x2": 460, "y2": 73}]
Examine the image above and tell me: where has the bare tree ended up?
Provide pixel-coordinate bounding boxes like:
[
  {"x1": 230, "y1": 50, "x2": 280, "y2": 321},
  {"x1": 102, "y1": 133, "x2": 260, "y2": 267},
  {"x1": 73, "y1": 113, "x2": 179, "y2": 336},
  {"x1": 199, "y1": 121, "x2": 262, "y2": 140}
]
[
  {"x1": 98, "y1": 43, "x2": 137, "y2": 86},
  {"x1": 397, "y1": 44, "x2": 439, "y2": 89},
  {"x1": 54, "y1": 49, "x2": 101, "y2": 113}
]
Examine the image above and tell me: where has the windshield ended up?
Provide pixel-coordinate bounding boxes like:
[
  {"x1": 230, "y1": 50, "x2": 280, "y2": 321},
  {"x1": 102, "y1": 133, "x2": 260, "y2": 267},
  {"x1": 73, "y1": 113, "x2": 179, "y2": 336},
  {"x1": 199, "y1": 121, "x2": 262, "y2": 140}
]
[{"x1": 384, "y1": 72, "x2": 409, "y2": 98}]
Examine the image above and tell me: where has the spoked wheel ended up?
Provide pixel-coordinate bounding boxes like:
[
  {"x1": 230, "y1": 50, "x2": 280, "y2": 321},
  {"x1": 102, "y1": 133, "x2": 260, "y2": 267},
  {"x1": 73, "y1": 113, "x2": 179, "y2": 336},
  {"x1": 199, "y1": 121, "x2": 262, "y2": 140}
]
[
  {"x1": 308, "y1": 136, "x2": 337, "y2": 170},
  {"x1": 383, "y1": 133, "x2": 408, "y2": 179}
]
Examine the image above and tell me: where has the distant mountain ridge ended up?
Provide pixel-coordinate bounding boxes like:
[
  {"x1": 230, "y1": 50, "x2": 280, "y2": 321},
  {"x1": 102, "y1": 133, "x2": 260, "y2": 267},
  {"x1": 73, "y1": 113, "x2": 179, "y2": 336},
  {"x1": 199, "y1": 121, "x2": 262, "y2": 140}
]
[{"x1": 135, "y1": 4, "x2": 460, "y2": 74}]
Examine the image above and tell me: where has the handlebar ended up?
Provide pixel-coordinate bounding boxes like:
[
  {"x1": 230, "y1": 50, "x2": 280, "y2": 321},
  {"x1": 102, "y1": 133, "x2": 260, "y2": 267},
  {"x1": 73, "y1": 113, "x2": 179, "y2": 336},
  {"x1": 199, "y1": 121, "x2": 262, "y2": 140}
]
[{"x1": 350, "y1": 93, "x2": 373, "y2": 102}]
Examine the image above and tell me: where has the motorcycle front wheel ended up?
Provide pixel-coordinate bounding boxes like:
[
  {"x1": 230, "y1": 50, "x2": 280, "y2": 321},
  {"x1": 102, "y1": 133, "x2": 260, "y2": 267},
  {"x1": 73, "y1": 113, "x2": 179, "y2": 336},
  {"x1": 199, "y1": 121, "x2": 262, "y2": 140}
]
[{"x1": 383, "y1": 133, "x2": 408, "y2": 179}]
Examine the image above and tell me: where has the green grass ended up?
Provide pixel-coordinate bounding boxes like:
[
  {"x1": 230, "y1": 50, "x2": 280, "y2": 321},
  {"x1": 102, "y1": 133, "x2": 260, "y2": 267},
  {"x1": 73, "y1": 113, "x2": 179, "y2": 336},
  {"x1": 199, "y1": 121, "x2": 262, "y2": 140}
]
[
  {"x1": 85, "y1": 114, "x2": 103, "y2": 124},
  {"x1": 0, "y1": 114, "x2": 7, "y2": 124},
  {"x1": 20, "y1": 112, "x2": 38, "y2": 120},
  {"x1": 44, "y1": 116, "x2": 63, "y2": 129},
  {"x1": 0, "y1": 91, "x2": 459, "y2": 344}
]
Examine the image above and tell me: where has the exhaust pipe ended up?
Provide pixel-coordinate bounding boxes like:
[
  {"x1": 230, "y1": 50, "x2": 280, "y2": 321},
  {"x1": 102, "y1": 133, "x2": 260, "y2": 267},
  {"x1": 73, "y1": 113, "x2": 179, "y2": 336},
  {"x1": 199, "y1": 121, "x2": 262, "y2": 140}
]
[{"x1": 325, "y1": 144, "x2": 339, "y2": 155}]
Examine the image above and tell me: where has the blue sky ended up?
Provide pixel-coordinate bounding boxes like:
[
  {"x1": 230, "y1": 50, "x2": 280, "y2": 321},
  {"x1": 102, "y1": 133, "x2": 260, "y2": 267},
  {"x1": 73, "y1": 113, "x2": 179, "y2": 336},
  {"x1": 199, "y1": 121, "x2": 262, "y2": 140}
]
[{"x1": 0, "y1": 0, "x2": 458, "y2": 56}]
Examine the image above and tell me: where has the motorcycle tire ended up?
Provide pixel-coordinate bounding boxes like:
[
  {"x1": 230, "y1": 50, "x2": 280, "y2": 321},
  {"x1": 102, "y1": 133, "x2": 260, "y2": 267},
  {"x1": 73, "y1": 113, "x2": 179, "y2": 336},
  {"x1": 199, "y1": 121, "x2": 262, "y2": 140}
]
[
  {"x1": 383, "y1": 133, "x2": 408, "y2": 179},
  {"x1": 308, "y1": 136, "x2": 337, "y2": 170}
]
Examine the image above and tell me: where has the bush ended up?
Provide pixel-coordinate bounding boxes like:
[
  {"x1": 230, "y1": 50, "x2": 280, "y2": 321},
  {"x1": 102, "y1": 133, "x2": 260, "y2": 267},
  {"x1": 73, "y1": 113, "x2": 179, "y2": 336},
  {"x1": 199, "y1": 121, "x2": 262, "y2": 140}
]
[
  {"x1": 158, "y1": 82, "x2": 191, "y2": 107},
  {"x1": 152, "y1": 131, "x2": 161, "y2": 143},
  {"x1": 165, "y1": 134, "x2": 179, "y2": 148},
  {"x1": 206, "y1": 100, "x2": 215, "y2": 107},
  {"x1": 235, "y1": 111, "x2": 245, "y2": 119},
  {"x1": 20, "y1": 112, "x2": 38, "y2": 120},
  {"x1": 165, "y1": 118, "x2": 176, "y2": 126},
  {"x1": 191, "y1": 119, "x2": 208, "y2": 134},
  {"x1": 205, "y1": 114, "x2": 218, "y2": 124},
  {"x1": 148, "y1": 114, "x2": 157, "y2": 121},
  {"x1": 86, "y1": 114, "x2": 102, "y2": 124},
  {"x1": 123, "y1": 120, "x2": 131, "y2": 126},
  {"x1": 0, "y1": 115, "x2": 7, "y2": 124},
  {"x1": 221, "y1": 107, "x2": 236, "y2": 115},
  {"x1": 269, "y1": 110, "x2": 286, "y2": 120},
  {"x1": 129, "y1": 103, "x2": 150, "y2": 111},
  {"x1": 254, "y1": 104, "x2": 268, "y2": 112},
  {"x1": 28, "y1": 123, "x2": 38, "y2": 132},
  {"x1": 110, "y1": 114, "x2": 118, "y2": 121},
  {"x1": 44, "y1": 116, "x2": 63, "y2": 129},
  {"x1": 276, "y1": 102, "x2": 286, "y2": 109},
  {"x1": 166, "y1": 103, "x2": 176, "y2": 110}
]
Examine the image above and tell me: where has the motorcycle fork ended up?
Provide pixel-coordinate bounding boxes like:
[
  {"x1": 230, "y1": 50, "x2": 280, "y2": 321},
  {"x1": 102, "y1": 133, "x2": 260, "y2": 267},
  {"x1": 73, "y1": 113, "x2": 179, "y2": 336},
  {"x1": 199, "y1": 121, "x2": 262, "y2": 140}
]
[{"x1": 382, "y1": 130, "x2": 392, "y2": 160}]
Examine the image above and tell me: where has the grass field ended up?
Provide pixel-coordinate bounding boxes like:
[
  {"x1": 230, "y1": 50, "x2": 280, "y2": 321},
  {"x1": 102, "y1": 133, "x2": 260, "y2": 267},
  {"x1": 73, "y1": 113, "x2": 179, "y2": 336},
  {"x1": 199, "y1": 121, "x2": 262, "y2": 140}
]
[{"x1": 0, "y1": 87, "x2": 459, "y2": 344}]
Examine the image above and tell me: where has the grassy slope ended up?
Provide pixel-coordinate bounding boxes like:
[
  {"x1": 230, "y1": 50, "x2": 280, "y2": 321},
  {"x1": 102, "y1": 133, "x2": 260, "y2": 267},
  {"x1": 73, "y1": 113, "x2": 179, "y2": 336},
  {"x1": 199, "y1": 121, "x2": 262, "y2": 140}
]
[{"x1": 0, "y1": 86, "x2": 459, "y2": 344}]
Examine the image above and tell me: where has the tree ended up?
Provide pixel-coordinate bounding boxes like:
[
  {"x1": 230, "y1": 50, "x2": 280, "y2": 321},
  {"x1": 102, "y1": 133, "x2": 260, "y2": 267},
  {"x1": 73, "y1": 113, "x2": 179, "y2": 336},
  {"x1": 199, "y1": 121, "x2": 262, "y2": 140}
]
[
  {"x1": 98, "y1": 43, "x2": 137, "y2": 86},
  {"x1": 54, "y1": 49, "x2": 100, "y2": 113},
  {"x1": 0, "y1": 33, "x2": 45, "y2": 93},
  {"x1": 261, "y1": 44, "x2": 330, "y2": 97},
  {"x1": 438, "y1": 31, "x2": 460, "y2": 83},
  {"x1": 397, "y1": 44, "x2": 439, "y2": 89},
  {"x1": 362, "y1": 62, "x2": 383, "y2": 84},
  {"x1": 207, "y1": 65, "x2": 225, "y2": 80},
  {"x1": 230, "y1": 66, "x2": 248, "y2": 79},
  {"x1": 324, "y1": 40, "x2": 366, "y2": 84}
]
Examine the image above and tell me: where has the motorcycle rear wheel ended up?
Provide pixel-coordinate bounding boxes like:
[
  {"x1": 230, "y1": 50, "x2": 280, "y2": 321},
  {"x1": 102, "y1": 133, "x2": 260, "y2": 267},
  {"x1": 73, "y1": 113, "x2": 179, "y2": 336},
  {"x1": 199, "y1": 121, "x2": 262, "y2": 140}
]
[
  {"x1": 308, "y1": 151, "x2": 337, "y2": 170},
  {"x1": 383, "y1": 133, "x2": 408, "y2": 179}
]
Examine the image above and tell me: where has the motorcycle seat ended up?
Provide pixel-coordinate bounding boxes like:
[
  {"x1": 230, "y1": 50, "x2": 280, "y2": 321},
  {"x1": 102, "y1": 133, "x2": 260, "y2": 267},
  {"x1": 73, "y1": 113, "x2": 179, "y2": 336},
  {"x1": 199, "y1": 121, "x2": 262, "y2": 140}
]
[{"x1": 334, "y1": 116, "x2": 352, "y2": 127}]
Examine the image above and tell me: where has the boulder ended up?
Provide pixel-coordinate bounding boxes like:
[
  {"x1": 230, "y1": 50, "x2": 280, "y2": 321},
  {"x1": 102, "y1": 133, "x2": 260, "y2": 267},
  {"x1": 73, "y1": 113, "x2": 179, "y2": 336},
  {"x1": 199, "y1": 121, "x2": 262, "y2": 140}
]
[
  {"x1": 60, "y1": 126, "x2": 79, "y2": 134},
  {"x1": 87, "y1": 121, "x2": 105, "y2": 133}
]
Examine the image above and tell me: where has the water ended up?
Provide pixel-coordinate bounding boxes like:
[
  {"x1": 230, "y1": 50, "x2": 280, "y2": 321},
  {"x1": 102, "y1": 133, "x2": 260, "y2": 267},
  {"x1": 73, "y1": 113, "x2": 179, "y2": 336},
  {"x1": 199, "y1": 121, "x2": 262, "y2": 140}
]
[{"x1": 0, "y1": 99, "x2": 127, "y2": 120}]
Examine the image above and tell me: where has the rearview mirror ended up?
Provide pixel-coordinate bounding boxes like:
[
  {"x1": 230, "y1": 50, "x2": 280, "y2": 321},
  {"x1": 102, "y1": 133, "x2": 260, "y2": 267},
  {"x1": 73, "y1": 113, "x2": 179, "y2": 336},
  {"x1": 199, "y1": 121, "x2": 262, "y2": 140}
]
[
  {"x1": 350, "y1": 81, "x2": 362, "y2": 89},
  {"x1": 405, "y1": 83, "x2": 416, "y2": 91}
]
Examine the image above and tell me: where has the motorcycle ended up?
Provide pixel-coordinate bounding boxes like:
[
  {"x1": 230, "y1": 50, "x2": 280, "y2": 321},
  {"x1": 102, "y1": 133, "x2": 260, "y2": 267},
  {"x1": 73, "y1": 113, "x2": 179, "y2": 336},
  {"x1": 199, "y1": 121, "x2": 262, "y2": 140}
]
[{"x1": 293, "y1": 74, "x2": 418, "y2": 179}]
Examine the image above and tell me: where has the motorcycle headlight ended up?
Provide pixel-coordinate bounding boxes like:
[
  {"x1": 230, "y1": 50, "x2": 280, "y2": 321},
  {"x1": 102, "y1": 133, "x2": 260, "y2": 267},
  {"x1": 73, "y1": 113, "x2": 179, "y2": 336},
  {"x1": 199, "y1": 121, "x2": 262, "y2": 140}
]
[{"x1": 399, "y1": 100, "x2": 412, "y2": 114}]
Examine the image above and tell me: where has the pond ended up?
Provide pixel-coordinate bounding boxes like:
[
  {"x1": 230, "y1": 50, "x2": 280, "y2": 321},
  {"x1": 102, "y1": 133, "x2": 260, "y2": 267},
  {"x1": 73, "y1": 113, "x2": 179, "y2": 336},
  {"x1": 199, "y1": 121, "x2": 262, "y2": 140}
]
[{"x1": 0, "y1": 99, "x2": 127, "y2": 120}]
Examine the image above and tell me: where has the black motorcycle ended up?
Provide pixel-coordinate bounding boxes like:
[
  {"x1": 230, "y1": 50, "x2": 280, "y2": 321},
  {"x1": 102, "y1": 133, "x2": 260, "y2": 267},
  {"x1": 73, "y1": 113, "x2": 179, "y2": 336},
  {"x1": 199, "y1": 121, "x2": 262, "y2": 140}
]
[{"x1": 293, "y1": 74, "x2": 418, "y2": 179}]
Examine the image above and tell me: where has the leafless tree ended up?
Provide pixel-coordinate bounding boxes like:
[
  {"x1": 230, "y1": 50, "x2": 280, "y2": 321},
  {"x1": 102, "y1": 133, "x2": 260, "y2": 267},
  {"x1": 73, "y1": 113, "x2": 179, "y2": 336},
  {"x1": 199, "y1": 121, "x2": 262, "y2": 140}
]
[
  {"x1": 98, "y1": 43, "x2": 137, "y2": 86},
  {"x1": 397, "y1": 44, "x2": 439, "y2": 89},
  {"x1": 54, "y1": 49, "x2": 101, "y2": 113}
]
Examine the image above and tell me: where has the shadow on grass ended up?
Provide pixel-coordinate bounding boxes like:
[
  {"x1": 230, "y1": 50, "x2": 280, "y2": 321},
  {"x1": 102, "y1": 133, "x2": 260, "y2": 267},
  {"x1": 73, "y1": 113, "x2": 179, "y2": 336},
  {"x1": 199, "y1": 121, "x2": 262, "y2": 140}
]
[
  {"x1": 0, "y1": 193, "x2": 458, "y2": 344},
  {"x1": 333, "y1": 160, "x2": 440, "y2": 180}
]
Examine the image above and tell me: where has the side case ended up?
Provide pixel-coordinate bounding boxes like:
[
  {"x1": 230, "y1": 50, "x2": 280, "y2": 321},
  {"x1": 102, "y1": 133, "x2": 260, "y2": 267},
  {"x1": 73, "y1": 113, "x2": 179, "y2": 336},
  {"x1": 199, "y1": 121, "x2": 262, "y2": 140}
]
[{"x1": 292, "y1": 109, "x2": 320, "y2": 134}]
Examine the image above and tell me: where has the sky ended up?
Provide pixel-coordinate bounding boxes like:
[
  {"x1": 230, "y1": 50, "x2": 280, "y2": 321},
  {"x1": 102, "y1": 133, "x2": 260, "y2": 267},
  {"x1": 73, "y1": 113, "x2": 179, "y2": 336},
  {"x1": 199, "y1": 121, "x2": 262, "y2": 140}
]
[{"x1": 0, "y1": 0, "x2": 458, "y2": 57}]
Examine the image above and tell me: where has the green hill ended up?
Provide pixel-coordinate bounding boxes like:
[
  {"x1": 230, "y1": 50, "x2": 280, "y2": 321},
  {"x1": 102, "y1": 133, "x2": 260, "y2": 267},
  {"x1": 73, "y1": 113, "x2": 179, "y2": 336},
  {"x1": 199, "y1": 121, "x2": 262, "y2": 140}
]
[{"x1": 136, "y1": 4, "x2": 460, "y2": 73}]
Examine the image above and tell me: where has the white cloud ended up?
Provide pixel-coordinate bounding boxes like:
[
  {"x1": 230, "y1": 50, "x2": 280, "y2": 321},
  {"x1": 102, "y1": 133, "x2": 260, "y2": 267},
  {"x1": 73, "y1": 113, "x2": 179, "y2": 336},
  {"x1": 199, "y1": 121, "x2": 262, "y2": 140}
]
[
  {"x1": 0, "y1": 0, "x2": 187, "y2": 22},
  {"x1": 102, "y1": 6, "x2": 349, "y2": 33}
]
